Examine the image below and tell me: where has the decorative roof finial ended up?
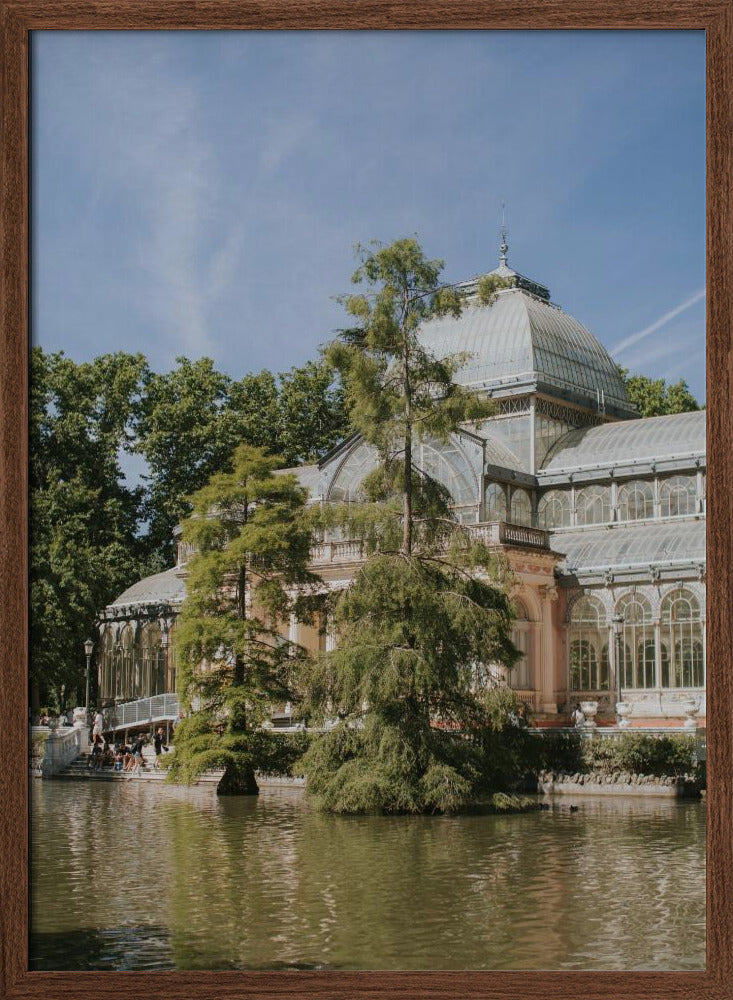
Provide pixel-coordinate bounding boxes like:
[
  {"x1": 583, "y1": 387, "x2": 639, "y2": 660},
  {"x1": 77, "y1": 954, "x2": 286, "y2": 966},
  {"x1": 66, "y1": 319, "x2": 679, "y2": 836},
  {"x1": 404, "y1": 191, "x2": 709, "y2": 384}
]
[{"x1": 499, "y1": 203, "x2": 508, "y2": 267}]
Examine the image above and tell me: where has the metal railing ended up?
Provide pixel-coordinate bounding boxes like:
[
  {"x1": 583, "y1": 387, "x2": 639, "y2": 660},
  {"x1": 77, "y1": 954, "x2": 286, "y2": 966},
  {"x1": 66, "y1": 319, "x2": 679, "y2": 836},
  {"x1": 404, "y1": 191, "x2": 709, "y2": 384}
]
[{"x1": 104, "y1": 693, "x2": 180, "y2": 732}]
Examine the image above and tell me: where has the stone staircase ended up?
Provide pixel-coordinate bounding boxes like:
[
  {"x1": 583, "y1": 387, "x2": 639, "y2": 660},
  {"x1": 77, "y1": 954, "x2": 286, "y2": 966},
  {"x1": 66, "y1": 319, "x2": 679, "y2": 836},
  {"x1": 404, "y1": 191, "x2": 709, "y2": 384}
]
[
  {"x1": 56, "y1": 746, "x2": 168, "y2": 782},
  {"x1": 56, "y1": 745, "x2": 226, "y2": 788}
]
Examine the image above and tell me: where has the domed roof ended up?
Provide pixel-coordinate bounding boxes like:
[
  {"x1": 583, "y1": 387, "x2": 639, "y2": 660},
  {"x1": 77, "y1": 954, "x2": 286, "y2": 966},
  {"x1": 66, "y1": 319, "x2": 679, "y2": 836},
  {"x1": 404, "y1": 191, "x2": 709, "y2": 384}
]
[
  {"x1": 108, "y1": 567, "x2": 186, "y2": 609},
  {"x1": 418, "y1": 281, "x2": 634, "y2": 418}
]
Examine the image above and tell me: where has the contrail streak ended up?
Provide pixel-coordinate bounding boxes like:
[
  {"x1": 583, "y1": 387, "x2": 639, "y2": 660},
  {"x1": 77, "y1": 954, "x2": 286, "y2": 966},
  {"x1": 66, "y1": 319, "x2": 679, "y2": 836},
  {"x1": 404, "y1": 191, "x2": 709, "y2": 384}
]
[{"x1": 610, "y1": 288, "x2": 706, "y2": 356}]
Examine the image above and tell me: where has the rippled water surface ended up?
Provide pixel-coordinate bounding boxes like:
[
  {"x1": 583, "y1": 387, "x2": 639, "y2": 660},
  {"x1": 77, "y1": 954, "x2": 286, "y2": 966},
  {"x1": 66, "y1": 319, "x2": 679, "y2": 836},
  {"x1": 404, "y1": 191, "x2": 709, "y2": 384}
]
[{"x1": 31, "y1": 782, "x2": 705, "y2": 971}]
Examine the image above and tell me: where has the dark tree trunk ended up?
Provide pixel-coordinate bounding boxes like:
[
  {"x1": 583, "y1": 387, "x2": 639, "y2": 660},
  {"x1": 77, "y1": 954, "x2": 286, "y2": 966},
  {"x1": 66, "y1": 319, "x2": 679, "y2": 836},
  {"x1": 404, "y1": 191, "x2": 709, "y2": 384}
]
[
  {"x1": 217, "y1": 760, "x2": 259, "y2": 795},
  {"x1": 403, "y1": 420, "x2": 412, "y2": 556},
  {"x1": 403, "y1": 336, "x2": 413, "y2": 556}
]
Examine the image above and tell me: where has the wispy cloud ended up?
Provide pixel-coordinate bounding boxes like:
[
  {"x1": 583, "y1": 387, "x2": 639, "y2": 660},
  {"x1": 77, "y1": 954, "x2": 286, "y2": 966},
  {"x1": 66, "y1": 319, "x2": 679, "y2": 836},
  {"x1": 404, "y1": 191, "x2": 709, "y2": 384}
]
[
  {"x1": 51, "y1": 40, "x2": 245, "y2": 362},
  {"x1": 610, "y1": 288, "x2": 706, "y2": 356},
  {"x1": 33, "y1": 31, "x2": 705, "y2": 393}
]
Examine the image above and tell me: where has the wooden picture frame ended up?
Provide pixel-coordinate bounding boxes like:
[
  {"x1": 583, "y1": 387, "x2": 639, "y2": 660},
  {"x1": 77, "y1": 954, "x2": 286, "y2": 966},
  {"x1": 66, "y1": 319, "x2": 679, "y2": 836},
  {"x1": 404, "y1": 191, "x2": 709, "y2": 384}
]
[{"x1": 1, "y1": 3, "x2": 730, "y2": 997}]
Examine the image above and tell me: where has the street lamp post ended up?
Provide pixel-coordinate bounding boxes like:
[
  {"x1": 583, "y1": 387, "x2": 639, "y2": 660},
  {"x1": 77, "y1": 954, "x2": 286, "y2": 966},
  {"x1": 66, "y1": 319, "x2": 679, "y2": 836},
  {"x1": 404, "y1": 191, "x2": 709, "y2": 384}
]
[
  {"x1": 83, "y1": 638, "x2": 94, "y2": 729},
  {"x1": 611, "y1": 614, "x2": 626, "y2": 726}
]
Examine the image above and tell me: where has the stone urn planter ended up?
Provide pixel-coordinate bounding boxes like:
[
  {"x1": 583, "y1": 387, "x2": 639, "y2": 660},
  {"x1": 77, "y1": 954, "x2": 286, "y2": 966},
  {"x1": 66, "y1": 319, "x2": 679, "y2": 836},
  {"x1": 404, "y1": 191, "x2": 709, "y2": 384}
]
[
  {"x1": 579, "y1": 700, "x2": 599, "y2": 730},
  {"x1": 681, "y1": 698, "x2": 699, "y2": 731},
  {"x1": 616, "y1": 701, "x2": 632, "y2": 729}
]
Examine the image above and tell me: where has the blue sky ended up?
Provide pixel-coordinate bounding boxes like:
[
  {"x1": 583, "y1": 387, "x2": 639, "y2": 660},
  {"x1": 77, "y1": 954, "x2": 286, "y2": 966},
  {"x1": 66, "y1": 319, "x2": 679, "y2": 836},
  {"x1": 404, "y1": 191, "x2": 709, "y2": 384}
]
[{"x1": 32, "y1": 30, "x2": 706, "y2": 402}]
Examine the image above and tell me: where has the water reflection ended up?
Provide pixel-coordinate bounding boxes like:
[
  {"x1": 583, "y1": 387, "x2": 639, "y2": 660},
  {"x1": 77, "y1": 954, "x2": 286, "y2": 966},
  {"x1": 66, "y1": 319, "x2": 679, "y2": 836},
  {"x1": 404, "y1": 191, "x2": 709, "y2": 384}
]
[{"x1": 31, "y1": 783, "x2": 705, "y2": 971}]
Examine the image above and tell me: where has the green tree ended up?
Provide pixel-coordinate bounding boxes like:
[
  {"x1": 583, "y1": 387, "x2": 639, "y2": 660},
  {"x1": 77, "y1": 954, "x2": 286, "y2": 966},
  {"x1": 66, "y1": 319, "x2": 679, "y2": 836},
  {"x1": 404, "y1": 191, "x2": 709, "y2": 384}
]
[
  {"x1": 169, "y1": 444, "x2": 317, "y2": 794},
  {"x1": 137, "y1": 358, "x2": 348, "y2": 567},
  {"x1": 135, "y1": 357, "x2": 244, "y2": 567},
  {"x1": 228, "y1": 369, "x2": 281, "y2": 453},
  {"x1": 276, "y1": 360, "x2": 349, "y2": 466},
  {"x1": 30, "y1": 348, "x2": 149, "y2": 709},
  {"x1": 300, "y1": 550, "x2": 521, "y2": 814},
  {"x1": 619, "y1": 368, "x2": 700, "y2": 417},
  {"x1": 300, "y1": 239, "x2": 521, "y2": 814},
  {"x1": 326, "y1": 237, "x2": 495, "y2": 555}
]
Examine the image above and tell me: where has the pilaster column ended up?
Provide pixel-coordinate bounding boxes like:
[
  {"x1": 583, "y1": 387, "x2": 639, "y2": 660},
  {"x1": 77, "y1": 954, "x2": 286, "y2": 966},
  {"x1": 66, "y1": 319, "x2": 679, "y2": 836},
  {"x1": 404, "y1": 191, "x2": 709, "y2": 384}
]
[
  {"x1": 570, "y1": 481, "x2": 577, "y2": 528},
  {"x1": 653, "y1": 621, "x2": 662, "y2": 690},
  {"x1": 288, "y1": 613, "x2": 299, "y2": 646},
  {"x1": 610, "y1": 479, "x2": 618, "y2": 522},
  {"x1": 539, "y1": 584, "x2": 559, "y2": 714},
  {"x1": 325, "y1": 613, "x2": 336, "y2": 652},
  {"x1": 529, "y1": 397, "x2": 536, "y2": 474},
  {"x1": 696, "y1": 467, "x2": 704, "y2": 513}
]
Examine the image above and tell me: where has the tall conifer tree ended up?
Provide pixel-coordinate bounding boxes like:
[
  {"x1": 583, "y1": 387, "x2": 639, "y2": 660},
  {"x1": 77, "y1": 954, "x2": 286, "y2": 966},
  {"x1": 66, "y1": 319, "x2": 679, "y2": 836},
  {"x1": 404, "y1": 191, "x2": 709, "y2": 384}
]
[
  {"x1": 169, "y1": 444, "x2": 316, "y2": 793},
  {"x1": 300, "y1": 239, "x2": 522, "y2": 814}
]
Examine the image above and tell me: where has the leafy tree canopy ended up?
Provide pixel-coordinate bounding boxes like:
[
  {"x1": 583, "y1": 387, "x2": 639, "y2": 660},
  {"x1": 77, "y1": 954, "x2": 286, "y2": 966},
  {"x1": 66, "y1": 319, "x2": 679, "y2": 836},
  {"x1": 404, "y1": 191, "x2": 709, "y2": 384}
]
[
  {"x1": 30, "y1": 348, "x2": 149, "y2": 708},
  {"x1": 136, "y1": 357, "x2": 348, "y2": 566},
  {"x1": 30, "y1": 347, "x2": 348, "y2": 709},
  {"x1": 619, "y1": 367, "x2": 700, "y2": 417}
]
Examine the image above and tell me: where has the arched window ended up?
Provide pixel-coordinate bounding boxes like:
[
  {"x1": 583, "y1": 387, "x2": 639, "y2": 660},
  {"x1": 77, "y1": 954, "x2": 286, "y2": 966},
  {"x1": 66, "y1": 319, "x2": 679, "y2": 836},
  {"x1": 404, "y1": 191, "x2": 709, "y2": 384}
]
[
  {"x1": 661, "y1": 589, "x2": 704, "y2": 688},
  {"x1": 328, "y1": 441, "x2": 379, "y2": 502},
  {"x1": 510, "y1": 489, "x2": 532, "y2": 526},
  {"x1": 568, "y1": 595, "x2": 609, "y2": 691},
  {"x1": 617, "y1": 481, "x2": 654, "y2": 522},
  {"x1": 659, "y1": 476, "x2": 697, "y2": 518},
  {"x1": 133, "y1": 628, "x2": 143, "y2": 700},
  {"x1": 99, "y1": 627, "x2": 115, "y2": 705},
  {"x1": 141, "y1": 623, "x2": 163, "y2": 698},
  {"x1": 638, "y1": 640, "x2": 657, "y2": 690},
  {"x1": 510, "y1": 599, "x2": 532, "y2": 689},
  {"x1": 576, "y1": 486, "x2": 612, "y2": 526},
  {"x1": 537, "y1": 490, "x2": 571, "y2": 529},
  {"x1": 615, "y1": 593, "x2": 655, "y2": 689},
  {"x1": 167, "y1": 624, "x2": 176, "y2": 695},
  {"x1": 485, "y1": 482, "x2": 507, "y2": 521},
  {"x1": 419, "y1": 439, "x2": 478, "y2": 507},
  {"x1": 113, "y1": 635, "x2": 123, "y2": 702},
  {"x1": 119, "y1": 625, "x2": 135, "y2": 702}
]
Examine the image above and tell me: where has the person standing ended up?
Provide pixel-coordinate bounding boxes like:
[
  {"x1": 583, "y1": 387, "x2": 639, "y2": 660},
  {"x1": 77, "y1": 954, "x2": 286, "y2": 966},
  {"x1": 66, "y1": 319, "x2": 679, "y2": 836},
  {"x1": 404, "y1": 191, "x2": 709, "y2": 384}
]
[
  {"x1": 153, "y1": 727, "x2": 168, "y2": 768},
  {"x1": 92, "y1": 709, "x2": 105, "y2": 744},
  {"x1": 571, "y1": 704, "x2": 585, "y2": 729}
]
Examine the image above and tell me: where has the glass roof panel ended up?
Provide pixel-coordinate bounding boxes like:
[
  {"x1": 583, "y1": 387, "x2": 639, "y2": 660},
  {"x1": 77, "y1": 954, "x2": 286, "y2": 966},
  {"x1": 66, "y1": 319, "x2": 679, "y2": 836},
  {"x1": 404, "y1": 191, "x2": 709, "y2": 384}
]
[
  {"x1": 542, "y1": 411, "x2": 705, "y2": 471},
  {"x1": 554, "y1": 520, "x2": 705, "y2": 572}
]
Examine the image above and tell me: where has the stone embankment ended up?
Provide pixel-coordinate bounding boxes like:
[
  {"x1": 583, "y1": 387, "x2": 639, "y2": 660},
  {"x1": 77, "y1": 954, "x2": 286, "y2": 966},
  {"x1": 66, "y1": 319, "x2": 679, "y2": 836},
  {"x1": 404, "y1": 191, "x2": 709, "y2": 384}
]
[{"x1": 538, "y1": 770, "x2": 701, "y2": 798}]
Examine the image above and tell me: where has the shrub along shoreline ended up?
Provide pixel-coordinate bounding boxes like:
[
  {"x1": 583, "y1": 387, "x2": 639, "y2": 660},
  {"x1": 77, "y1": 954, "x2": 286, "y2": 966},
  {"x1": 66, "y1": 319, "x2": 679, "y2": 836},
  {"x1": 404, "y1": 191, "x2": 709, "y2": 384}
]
[
  {"x1": 234, "y1": 729, "x2": 703, "y2": 810},
  {"x1": 528, "y1": 731, "x2": 703, "y2": 782}
]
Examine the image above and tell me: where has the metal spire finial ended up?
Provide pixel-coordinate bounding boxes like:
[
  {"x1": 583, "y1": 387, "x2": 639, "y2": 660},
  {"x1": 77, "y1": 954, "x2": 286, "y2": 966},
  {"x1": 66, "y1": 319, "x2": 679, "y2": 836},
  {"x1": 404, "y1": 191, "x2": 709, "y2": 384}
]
[{"x1": 499, "y1": 203, "x2": 508, "y2": 266}]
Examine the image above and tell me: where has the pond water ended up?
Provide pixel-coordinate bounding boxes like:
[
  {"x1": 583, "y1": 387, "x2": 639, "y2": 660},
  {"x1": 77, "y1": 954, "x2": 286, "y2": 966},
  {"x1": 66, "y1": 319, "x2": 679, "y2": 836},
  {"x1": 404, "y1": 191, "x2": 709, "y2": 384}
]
[{"x1": 30, "y1": 781, "x2": 705, "y2": 971}]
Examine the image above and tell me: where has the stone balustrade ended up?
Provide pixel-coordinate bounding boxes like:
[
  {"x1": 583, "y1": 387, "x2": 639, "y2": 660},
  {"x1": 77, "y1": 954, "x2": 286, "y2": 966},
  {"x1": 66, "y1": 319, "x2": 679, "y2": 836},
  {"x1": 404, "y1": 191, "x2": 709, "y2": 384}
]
[
  {"x1": 31, "y1": 722, "x2": 88, "y2": 777},
  {"x1": 308, "y1": 521, "x2": 550, "y2": 566},
  {"x1": 512, "y1": 689, "x2": 539, "y2": 711}
]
